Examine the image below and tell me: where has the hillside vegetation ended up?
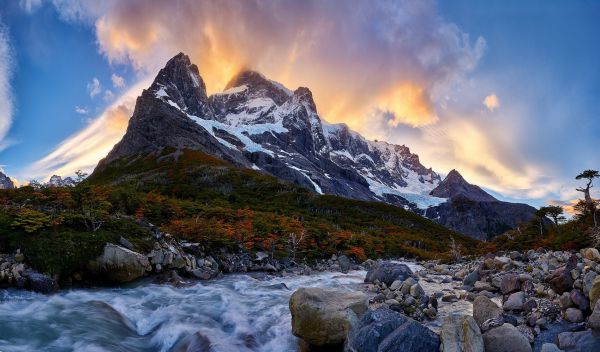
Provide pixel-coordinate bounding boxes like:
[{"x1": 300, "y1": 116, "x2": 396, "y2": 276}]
[{"x1": 0, "y1": 148, "x2": 477, "y2": 279}]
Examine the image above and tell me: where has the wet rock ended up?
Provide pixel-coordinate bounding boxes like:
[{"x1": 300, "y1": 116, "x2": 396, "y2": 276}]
[
  {"x1": 88, "y1": 243, "x2": 151, "y2": 283},
  {"x1": 440, "y1": 314, "x2": 484, "y2": 352},
  {"x1": 345, "y1": 307, "x2": 440, "y2": 352},
  {"x1": 365, "y1": 262, "x2": 413, "y2": 286},
  {"x1": 171, "y1": 331, "x2": 214, "y2": 352},
  {"x1": 338, "y1": 255, "x2": 352, "y2": 273},
  {"x1": 473, "y1": 296, "x2": 503, "y2": 327},
  {"x1": 24, "y1": 272, "x2": 59, "y2": 294},
  {"x1": 289, "y1": 287, "x2": 367, "y2": 346},
  {"x1": 482, "y1": 323, "x2": 532, "y2": 352}
]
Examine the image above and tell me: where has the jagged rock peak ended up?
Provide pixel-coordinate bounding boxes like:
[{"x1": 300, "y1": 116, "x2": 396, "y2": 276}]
[
  {"x1": 430, "y1": 169, "x2": 497, "y2": 202},
  {"x1": 223, "y1": 70, "x2": 292, "y2": 106},
  {"x1": 0, "y1": 170, "x2": 15, "y2": 189}
]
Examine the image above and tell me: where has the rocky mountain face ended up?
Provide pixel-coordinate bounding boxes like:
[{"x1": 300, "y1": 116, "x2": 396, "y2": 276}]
[
  {"x1": 96, "y1": 53, "x2": 535, "y2": 239},
  {"x1": 96, "y1": 53, "x2": 442, "y2": 209},
  {"x1": 0, "y1": 170, "x2": 15, "y2": 189},
  {"x1": 48, "y1": 175, "x2": 75, "y2": 187},
  {"x1": 426, "y1": 170, "x2": 537, "y2": 240}
]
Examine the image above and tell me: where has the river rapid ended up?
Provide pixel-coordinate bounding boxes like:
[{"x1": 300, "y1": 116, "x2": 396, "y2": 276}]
[{"x1": 0, "y1": 262, "x2": 464, "y2": 352}]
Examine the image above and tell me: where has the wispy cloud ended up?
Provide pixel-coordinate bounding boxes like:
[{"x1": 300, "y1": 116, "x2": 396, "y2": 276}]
[
  {"x1": 103, "y1": 89, "x2": 114, "y2": 101},
  {"x1": 0, "y1": 17, "x2": 14, "y2": 152},
  {"x1": 74, "y1": 106, "x2": 88, "y2": 114},
  {"x1": 483, "y1": 93, "x2": 500, "y2": 111},
  {"x1": 87, "y1": 77, "x2": 101, "y2": 98},
  {"x1": 111, "y1": 73, "x2": 125, "y2": 88},
  {"x1": 18, "y1": 0, "x2": 43, "y2": 13},
  {"x1": 25, "y1": 78, "x2": 151, "y2": 180}
]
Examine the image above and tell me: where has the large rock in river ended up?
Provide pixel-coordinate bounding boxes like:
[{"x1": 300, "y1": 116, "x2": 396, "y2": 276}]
[
  {"x1": 88, "y1": 243, "x2": 151, "y2": 283},
  {"x1": 440, "y1": 314, "x2": 484, "y2": 352},
  {"x1": 364, "y1": 262, "x2": 414, "y2": 286},
  {"x1": 289, "y1": 287, "x2": 367, "y2": 346},
  {"x1": 345, "y1": 307, "x2": 440, "y2": 352}
]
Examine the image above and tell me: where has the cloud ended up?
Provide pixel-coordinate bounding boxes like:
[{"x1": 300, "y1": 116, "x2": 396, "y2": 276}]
[
  {"x1": 19, "y1": 0, "x2": 43, "y2": 13},
  {"x1": 111, "y1": 73, "x2": 125, "y2": 88},
  {"x1": 25, "y1": 78, "x2": 151, "y2": 180},
  {"x1": 75, "y1": 106, "x2": 88, "y2": 114},
  {"x1": 87, "y1": 77, "x2": 101, "y2": 98},
  {"x1": 483, "y1": 93, "x2": 500, "y2": 111},
  {"x1": 103, "y1": 89, "x2": 114, "y2": 101},
  {"x1": 0, "y1": 17, "x2": 14, "y2": 151}
]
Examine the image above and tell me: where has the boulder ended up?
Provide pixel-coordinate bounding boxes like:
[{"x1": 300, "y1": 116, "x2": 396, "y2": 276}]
[
  {"x1": 504, "y1": 291, "x2": 526, "y2": 311},
  {"x1": 88, "y1": 243, "x2": 151, "y2": 283},
  {"x1": 563, "y1": 308, "x2": 584, "y2": 323},
  {"x1": 590, "y1": 276, "x2": 600, "y2": 309},
  {"x1": 588, "y1": 299, "x2": 600, "y2": 331},
  {"x1": 581, "y1": 248, "x2": 600, "y2": 262},
  {"x1": 338, "y1": 255, "x2": 352, "y2": 273},
  {"x1": 569, "y1": 289, "x2": 589, "y2": 312},
  {"x1": 500, "y1": 273, "x2": 521, "y2": 294},
  {"x1": 289, "y1": 287, "x2": 367, "y2": 346},
  {"x1": 345, "y1": 308, "x2": 440, "y2": 352},
  {"x1": 463, "y1": 271, "x2": 480, "y2": 287},
  {"x1": 440, "y1": 314, "x2": 484, "y2": 352},
  {"x1": 365, "y1": 262, "x2": 413, "y2": 286},
  {"x1": 546, "y1": 256, "x2": 577, "y2": 295},
  {"x1": 473, "y1": 296, "x2": 503, "y2": 327},
  {"x1": 558, "y1": 330, "x2": 600, "y2": 352},
  {"x1": 583, "y1": 271, "x2": 597, "y2": 296},
  {"x1": 540, "y1": 343, "x2": 561, "y2": 352},
  {"x1": 482, "y1": 323, "x2": 532, "y2": 352},
  {"x1": 24, "y1": 272, "x2": 59, "y2": 294}
]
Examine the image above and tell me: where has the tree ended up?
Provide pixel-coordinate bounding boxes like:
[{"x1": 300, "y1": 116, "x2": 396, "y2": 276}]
[
  {"x1": 287, "y1": 230, "x2": 305, "y2": 262},
  {"x1": 535, "y1": 207, "x2": 550, "y2": 236},
  {"x1": 545, "y1": 205, "x2": 566, "y2": 231},
  {"x1": 576, "y1": 170, "x2": 599, "y2": 227}
]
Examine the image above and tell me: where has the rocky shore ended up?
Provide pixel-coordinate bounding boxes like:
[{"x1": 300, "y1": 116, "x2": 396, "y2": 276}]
[{"x1": 289, "y1": 248, "x2": 600, "y2": 352}]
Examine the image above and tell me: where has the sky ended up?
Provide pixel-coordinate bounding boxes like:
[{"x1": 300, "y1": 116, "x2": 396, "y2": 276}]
[{"x1": 0, "y1": 0, "x2": 599, "y2": 211}]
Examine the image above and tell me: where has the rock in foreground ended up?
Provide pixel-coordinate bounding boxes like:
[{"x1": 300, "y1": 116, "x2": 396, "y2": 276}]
[
  {"x1": 345, "y1": 307, "x2": 440, "y2": 352},
  {"x1": 289, "y1": 287, "x2": 367, "y2": 346},
  {"x1": 440, "y1": 314, "x2": 484, "y2": 352}
]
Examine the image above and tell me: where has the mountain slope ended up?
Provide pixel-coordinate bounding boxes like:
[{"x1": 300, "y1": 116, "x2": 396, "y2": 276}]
[
  {"x1": 0, "y1": 170, "x2": 15, "y2": 189},
  {"x1": 426, "y1": 170, "x2": 537, "y2": 240},
  {"x1": 95, "y1": 52, "x2": 535, "y2": 239}
]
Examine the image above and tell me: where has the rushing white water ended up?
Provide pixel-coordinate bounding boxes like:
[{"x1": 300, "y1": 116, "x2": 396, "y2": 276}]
[{"x1": 0, "y1": 270, "x2": 371, "y2": 352}]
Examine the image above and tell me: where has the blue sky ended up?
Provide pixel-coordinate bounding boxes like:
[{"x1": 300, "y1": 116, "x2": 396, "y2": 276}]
[{"x1": 0, "y1": 0, "x2": 599, "y2": 210}]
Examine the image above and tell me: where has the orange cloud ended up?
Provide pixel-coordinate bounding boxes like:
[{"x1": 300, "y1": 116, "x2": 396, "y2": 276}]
[
  {"x1": 483, "y1": 93, "x2": 500, "y2": 111},
  {"x1": 379, "y1": 83, "x2": 438, "y2": 127}
]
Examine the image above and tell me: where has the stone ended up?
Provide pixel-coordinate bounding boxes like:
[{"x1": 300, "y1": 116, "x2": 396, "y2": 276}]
[
  {"x1": 389, "y1": 280, "x2": 402, "y2": 291},
  {"x1": 540, "y1": 343, "x2": 561, "y2": 352},
  {"x1": 522, "y1": 299, "x2": 538, "y2": 313},
  {"x1": 410, "y1": 283, "x2": 425, "y2": 298},
  {"x1": 482, "y1": 323, "x2": 532, "y2": 352},
  {"x1": 365, "y1": 262, "x2": 413, "y2": 286},
  {"x1": 589, "y1": 275, "x2": 600, "y2": 309},
  {"x1": 289, "y1": 287, "x2": 367, "y2": 346},
  {"x1": 255, "y1": 251, "x2": 269, "y2": 261},
  {"x1": 503, "y1": 291, "x2": 526, "y2": 311},
  {"x1": 546, "y1": 257, "x2": 577, "y2": 295},
  {"x1": 581, "y1": 248, "x2": 600, "y2": 262},
  {"x1": 569, "y1": 289, "x2": 590, "y2": 312},
  {"x1": 345, "y1": 307, "x2": 440, "y2": 352},
  {"x1": 583, "y1": 271, "x2": 598, "y2": 295},
  {"x1": 563, "y1": 308, "x2": 584, "y2": 323},
  {"x1": 463, "y1": 271, "x2": 480, "y2": 287},
  {"x1": 474, "y1": 281, "x2": 495, "y2": 292},
  {"x1": 588, "y1": 299, "x2": 600, "y2": 331},
  {"x1": 24, "y1": 272, "x2": 59, "y2": 294},
  {"x1": 338, "y1": 255, "x2": 352, "y2": 273},
  {"x1": 473, "y1": 296, "x2": 503, "y2": 327},
  {"x1": 191, "y1": 268, "x2": 212, "y2": 280},
  {"x1": 440, "y1": 314, "x2": 484, "y2": 352},
  {"x1": 88, "y1": 243, "x2": 150, "y2": 283},
  {"x1": 558, "y1": 330, "x2": 600, "y2": 351},
  {"x1": 118, "y1": 236, "x2": 134, "y2": 250},
  {"x1": 500, "y1": 273, "x2": 521, "y2": 294},
  {"x1": 560, "y1": 292, "x2": 574, "y2": 309}
]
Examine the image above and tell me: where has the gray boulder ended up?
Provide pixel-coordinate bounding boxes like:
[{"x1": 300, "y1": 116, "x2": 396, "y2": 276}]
[
  {"x1": 365, "y1": 262, "x2": 413, "y2": 286},
  {"x1": 540, "y1": 343, "x2": 561, "y2": 352},
  {"x1": 558, "y1": 330, "x2": 600, "y2": 352},
  {"x1": 473, "y1": 296, "x2": 503, "y2": 327},
  {"x1": 345, "y1": 308, "x2": 440, "y2": 352},
  {"x1": 503, "y1": 292, "x2": 526, "y2": 311},
  {"x1": 588, "y1": 299, "x2": 600, "y2": 331},
  {"x1": 24, "y1": 271, "x2": 59, "y2": 294},
  {"x1": 440, "y1": 314, "x2": 484, "y2": 352},
  {"x1": 88, "y1": 243, "x2": 151, "y2": 283},
  {"x1": 482, "y1": 323, "x2": 532, "y2": 352},
  {"x1": 289, "y1": 287, "x2": 367, "y2": 346}
]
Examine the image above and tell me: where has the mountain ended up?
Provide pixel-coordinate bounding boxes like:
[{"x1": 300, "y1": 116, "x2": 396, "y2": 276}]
[
  {"x1": 97, "y1": 53, "x2": 442, "y2": 210},
  {"x1": 425, "y1": 170, "x2": 537, "y2": 240},
  {"x1": 48, "y1": 175, "x2": 75, "y2": 187},
  {"x1": 0, "y1": 170, "x2": 15, "y2": 189},
  {"x1": 95, "y1": 53, "x2": 535, "y2": 239}
]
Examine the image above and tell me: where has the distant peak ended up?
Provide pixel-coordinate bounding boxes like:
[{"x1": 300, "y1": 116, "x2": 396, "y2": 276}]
[
  {"x1": 224, "y1": 70, "x2": 266, "y2": 90},
  {"x1": 430, "y1": 169, "x2": 497, "y2": 202},
  {"x1": 445, "y1": 169, "x2": 465, "y2": 181},
  {"x1": 223, "y1": 70, "x2": 292, "y2": 105}
]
